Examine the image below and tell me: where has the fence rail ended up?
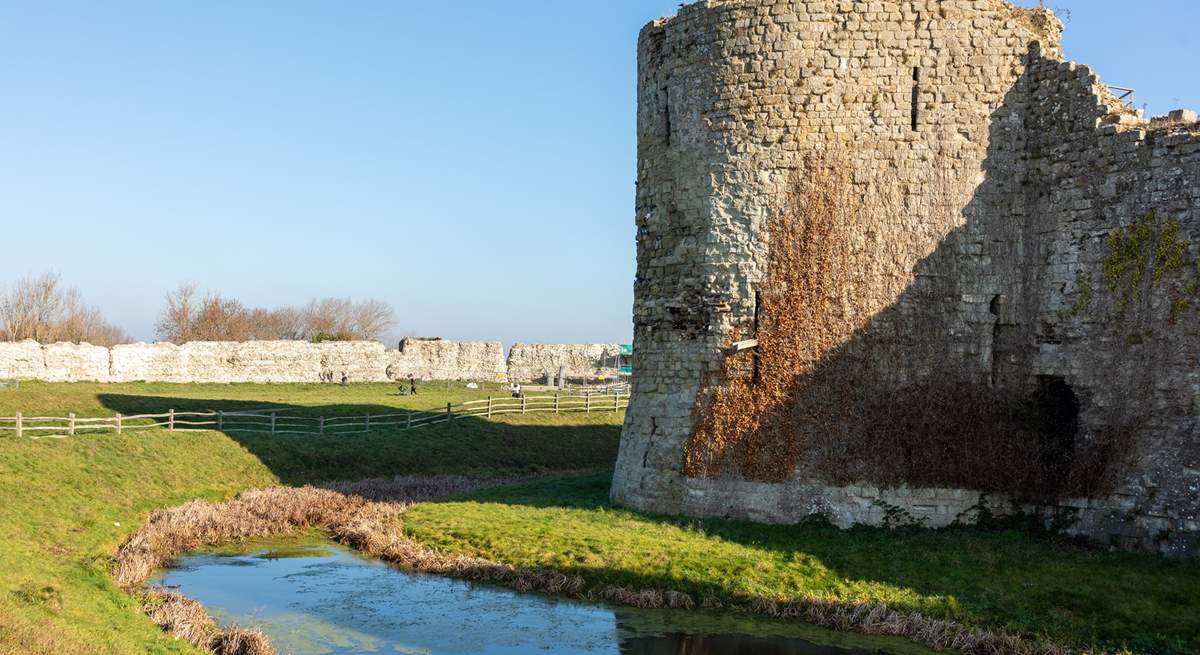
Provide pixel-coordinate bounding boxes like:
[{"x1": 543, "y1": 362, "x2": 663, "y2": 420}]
[{"x1": 0, "y1": 392, "x2": 629, "y2": 440}]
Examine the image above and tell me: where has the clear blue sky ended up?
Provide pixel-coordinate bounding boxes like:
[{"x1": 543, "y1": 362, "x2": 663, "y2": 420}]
[{"x1": 1, "y1": 1, "x2": 1195, "y2": 347}]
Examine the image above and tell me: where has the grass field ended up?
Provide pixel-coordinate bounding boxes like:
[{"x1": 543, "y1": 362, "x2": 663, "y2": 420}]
[
  {"x1": 1, "y1": 381, "x2": 1198, "y2": 655},
  {"x1": 403, "y1": 475, "x2": 1200, "y2": 655},
  {"x1": 0, "y1": 381, "x2": 624, "y2": 654}
]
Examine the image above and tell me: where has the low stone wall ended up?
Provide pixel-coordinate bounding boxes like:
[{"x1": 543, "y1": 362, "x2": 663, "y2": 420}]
[
  {"x1": 387, "y1": 338, "x2": 506, "y2": 381},
  {"x1": 622, "y1": 473, "x2": 1193, "y2": 555},
  {"x1": 0, "y1": 341, "x2": 48, "y2": 380},
  {"x1": 0, "y1": 338, "x2": 627, "y2": 384},
  {"x1": 42, "y1": 342, "x2": 110, "y2": 382},
  {"x1": 506, "y1": 343, "x2": 622, "y2": 382},
  {"x1": 108, "y1": 341, "x2": 391, "y2": 383}
]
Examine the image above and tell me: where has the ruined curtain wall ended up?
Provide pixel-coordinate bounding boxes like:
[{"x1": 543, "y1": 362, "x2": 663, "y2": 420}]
[
  {"x1": 0, "y1": 339, "x2": 625, "y2": 384},
  {"x1": 386, "y1": 339, "x2": 506, "y2": 381},
  {"x1": 505, "y1": 343, "x2": 623, "y2": 382},
  {"x1": 0, "y1": 340, "x2": 500, "y2": 383}
]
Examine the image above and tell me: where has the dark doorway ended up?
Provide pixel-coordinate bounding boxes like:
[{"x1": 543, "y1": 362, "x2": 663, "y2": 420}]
[{"x1": 1032, "y1": 375, "x2": 1080, "y2": 468}]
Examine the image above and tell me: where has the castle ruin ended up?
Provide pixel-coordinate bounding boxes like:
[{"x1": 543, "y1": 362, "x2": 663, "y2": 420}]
[{"x1": 611, "y1": 0, "x2": 1200, "y2": 557}]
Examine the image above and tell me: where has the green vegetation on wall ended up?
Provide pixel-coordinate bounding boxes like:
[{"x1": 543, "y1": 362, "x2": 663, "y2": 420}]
[{"x1": 1100, "y1": 210, "x2": 1195, "y2": 321}]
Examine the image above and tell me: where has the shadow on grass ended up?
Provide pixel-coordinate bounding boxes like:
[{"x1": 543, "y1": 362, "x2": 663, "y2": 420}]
[
  {"x1": 97, "y1": 393, "x2": 622, "y2": 486},
  {"x1": 449, "y1": 472, "x2": 1200, "y2": 655}
]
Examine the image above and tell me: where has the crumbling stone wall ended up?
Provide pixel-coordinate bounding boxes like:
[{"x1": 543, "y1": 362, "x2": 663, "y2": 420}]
[
  {"x1": 387, "y1": 337, "x2": 507, "y2": 381},
  {"x1": 505, "y1": 343, "x2": 623, "y2": 382},
  {"x1": 612, "y1": 0, "x2": 1200, "y2": 557},
  {"x1": 0, "y1": 341, "x2": 49, "y2": 380},
  {"x1": 0, "y1": 338, "x2": 620, "y2": 384},
  {"x1": 0, "y1": 339, "x2": 497, "y2": 383},
  {"x1": 109, "y1": 341, "x2": 390, "y2": 383}
]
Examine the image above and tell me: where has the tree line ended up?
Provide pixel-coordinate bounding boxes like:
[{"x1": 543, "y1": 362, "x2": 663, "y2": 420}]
[
  {"x1": 155, "y1": 283, "x2": 395, "y2": 343},
  {"x1": 0, "y1": 273, "x2": 129, "y2": 346},
  {"x1": 0, "y1": 274, "x2": 396, "y2": 345}
]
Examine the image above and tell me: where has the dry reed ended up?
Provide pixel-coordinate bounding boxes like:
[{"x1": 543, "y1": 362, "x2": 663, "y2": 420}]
[{"x1": 113, "y1": 478, "x2": 1108, "y2": 655}]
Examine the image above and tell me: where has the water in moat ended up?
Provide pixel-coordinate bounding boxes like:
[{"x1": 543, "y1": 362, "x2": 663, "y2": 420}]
[{"x1": 153, "y1": 538, "x2": 926, "y2": 655}]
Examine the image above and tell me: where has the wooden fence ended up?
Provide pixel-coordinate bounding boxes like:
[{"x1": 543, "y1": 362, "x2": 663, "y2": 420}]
[{"x1": 0, "y1": 392, "x2": 630, "y2": 440}]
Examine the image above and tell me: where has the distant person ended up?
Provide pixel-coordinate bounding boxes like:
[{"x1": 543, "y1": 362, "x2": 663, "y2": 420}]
[
  {"x1": 409, "y1": 377, "x2": 418, "y2": 396},
  {"x1": 510, "y1": 382, "x2": 521, "y2": 398},
  {"x1": 340, "y1": 371, "x2": 348, "y2": 386}
]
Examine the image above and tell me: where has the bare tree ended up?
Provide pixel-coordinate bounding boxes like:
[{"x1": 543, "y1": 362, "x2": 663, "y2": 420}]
[
  {"x1": 156, "y1": 283, "x2": 198, "y2": 343},
  {"x1": 303, "y1": 297, "x2": 395, "y2": 342},
  {"x1": 348, "y1": 299, "x2": 396, "y2": 341},
  {"x1": 0, "y1": 272, "x2": 130, "y2": 346},
  {"x1": 155, "y1": 286, "x2": 395, "y2": 343}
]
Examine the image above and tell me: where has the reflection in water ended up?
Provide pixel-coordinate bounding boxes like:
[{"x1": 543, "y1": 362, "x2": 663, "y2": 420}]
[
  {"x1": 622, "y1": 633, "x2": 873, "y2": 655},
  {"x1": 153, "y1": 540, "x2": 907, "y2": 655}
]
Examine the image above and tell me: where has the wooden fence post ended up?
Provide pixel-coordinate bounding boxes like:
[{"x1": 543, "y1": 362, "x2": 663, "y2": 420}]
[
  {"x1": 217, "y1": 411, "x2": 224, "y2": 431},
  {"x1": 15, "y1": 412, "x2": 21, "y2": 439},
  {"x1": 555, "y1": 392, "x2": 559, "y2": 414},
  {"x1": 270, "y1": 412, "x2": 276, "y2": 434},
  {"x1": 406, "y1": 410, "x2": 413, "y2": 430},
  {"x1": 319, "y1": 416, "x2": 325, "y2": 435},
  {"x1": 364, "y1": 413, "x2": 371, "y2": 432},
  {"x1": 614, "y1": 393, "x2": 619, "y2": 412},
  {"x1": 69, "y1": 412, "x2": 76, "y2": 436},
  {"x1": 446, "y1": 402, "x2": 452, "y2": 421},
  {"x1": 168, "y1": 409, "x2": 175, "y2": 432},
  {"x1": 586, "y1": 393, "x2": 591, "y2": 414},
  {"x1": 521, "y1": 395, "x2": 526, "y2": 414},
  {"x1": 486, "y1": 396, "x2": 493, "y2": 418},
  {"x1": 116, "y1": 413, "x2": 123, "y2": 434}
]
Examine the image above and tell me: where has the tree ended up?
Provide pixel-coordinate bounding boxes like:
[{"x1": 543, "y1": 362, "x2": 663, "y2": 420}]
[
  {"x1": 155, "y1": 283, "x2": 198, "y2": 344},
  {"x1": 154, "y1": 286, "x2": 396, "y2": 343},
  {"x1": 0, "y1": 272, "x2": 130, "y2": 346}
]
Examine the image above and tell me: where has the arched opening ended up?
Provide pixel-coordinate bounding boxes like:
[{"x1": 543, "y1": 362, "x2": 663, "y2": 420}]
[{"x1": 1033, "y1": 375, "x2": 1080, "y2": 469}]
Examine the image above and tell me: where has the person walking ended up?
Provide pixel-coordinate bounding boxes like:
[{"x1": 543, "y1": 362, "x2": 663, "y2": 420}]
[{"x1": 409, "y1": 377, "x2": 418, "y2": 396}]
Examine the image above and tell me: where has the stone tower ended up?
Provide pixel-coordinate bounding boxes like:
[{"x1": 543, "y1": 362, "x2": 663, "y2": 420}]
[{"x1": 612, "y1": 0, "x2": 1200, "y2": 557}]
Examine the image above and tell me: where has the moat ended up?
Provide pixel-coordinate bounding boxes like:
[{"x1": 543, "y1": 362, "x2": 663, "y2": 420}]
[{"x1": 153, "y1": 538, "x2": 927, "y2": 655}]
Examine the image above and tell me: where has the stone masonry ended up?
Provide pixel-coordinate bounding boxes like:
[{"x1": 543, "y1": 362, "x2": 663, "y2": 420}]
[
  {"x1": 505, "y1": 343, "x2": 624, "y2": 382},
  {"x1": 386, "y1": 337, "x2": 507, "y2": 381},
  {"x1": 0, "y1": 338, "x2": 624, "y2": 384},
  {"x1": 611, "y1": 0, "x2": 1200, "y2": 556}
]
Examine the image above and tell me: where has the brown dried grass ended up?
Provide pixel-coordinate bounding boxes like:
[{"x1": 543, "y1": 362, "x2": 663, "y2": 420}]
[{"x1": 113, "y1": 478, "x2": 1101, "y2": 655}]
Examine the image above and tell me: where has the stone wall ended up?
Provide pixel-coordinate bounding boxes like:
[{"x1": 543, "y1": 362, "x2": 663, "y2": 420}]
[
  {"x1": 612, "y1": 0, "x2": 1200, "y2": 557},
  {"x1": 387, "y1": 337, "x2": 507, "y2": 381},
  {"x1": 0, "y1": 341, "x2": 49, "y2": 380},
  {"x1": 0, "y1": 338, "x2": 620, "y2": 384},
  {"x1": 506, "y1": 343, "x2": 622, "y2": 382}
]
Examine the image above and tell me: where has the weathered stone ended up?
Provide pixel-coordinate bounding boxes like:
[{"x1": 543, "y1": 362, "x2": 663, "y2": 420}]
[
  {"x1": 506, "y1": 343, "x2": 624, "y2": 382},
  {"x1": 612, "y1": 0, "x2": 1200, "y2": 558},
  {"x1": 387, "y1": 337, "x2": 506, "y2": 381}
]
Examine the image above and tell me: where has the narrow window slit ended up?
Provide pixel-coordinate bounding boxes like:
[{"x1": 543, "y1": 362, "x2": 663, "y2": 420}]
[
  {"x1": 911, "y1": 67, "x2": 921, "y2": 131},
  {"x1": 662, "y1": 87, "x2": 672, "y2": 147}
]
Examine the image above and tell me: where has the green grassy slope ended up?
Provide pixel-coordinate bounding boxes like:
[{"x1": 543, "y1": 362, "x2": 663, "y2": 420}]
[
  {"x1": 402, "y1": 474, "x2": 1200, "y2": 655},
  {"x1": 3, "y1": 382, "x2": 1198, "y2": 655},
  {"x1": 0, "y1": 382, "x2": 624, "y2": 654}
]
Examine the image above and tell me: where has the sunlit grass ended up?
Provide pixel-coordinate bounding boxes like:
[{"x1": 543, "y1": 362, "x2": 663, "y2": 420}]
[{"x1": 403, "y1": 474, "x2": 1200, "y2": 655}]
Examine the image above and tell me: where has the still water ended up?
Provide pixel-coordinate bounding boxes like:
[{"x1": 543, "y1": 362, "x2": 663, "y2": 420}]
[{"x1": 154, "y1": 539, "x2": 922, "y2": 655}]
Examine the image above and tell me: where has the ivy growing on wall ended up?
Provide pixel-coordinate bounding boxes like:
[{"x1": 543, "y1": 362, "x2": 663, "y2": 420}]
[
  {"x1": 684, "y1": 152, "x2": 1127, "y2": 500},
  {"x1": 1099, "y1": 210, "x2": 1194, "y2": 322}
]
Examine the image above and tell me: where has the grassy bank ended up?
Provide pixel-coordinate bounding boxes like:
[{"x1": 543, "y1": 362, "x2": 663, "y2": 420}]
[
  {"x1": 4, "y1": 382, "x2": 1198, "y2": 654},
  {"x1": 0, "y1": 379, "x2": 555, "y2": 418},
  {"x1": 402, "y1": 474, "x2": 1200, "y2": 655},
  {"x1": 0, "y1": 381, "x2": 624, "y2": 654}
]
